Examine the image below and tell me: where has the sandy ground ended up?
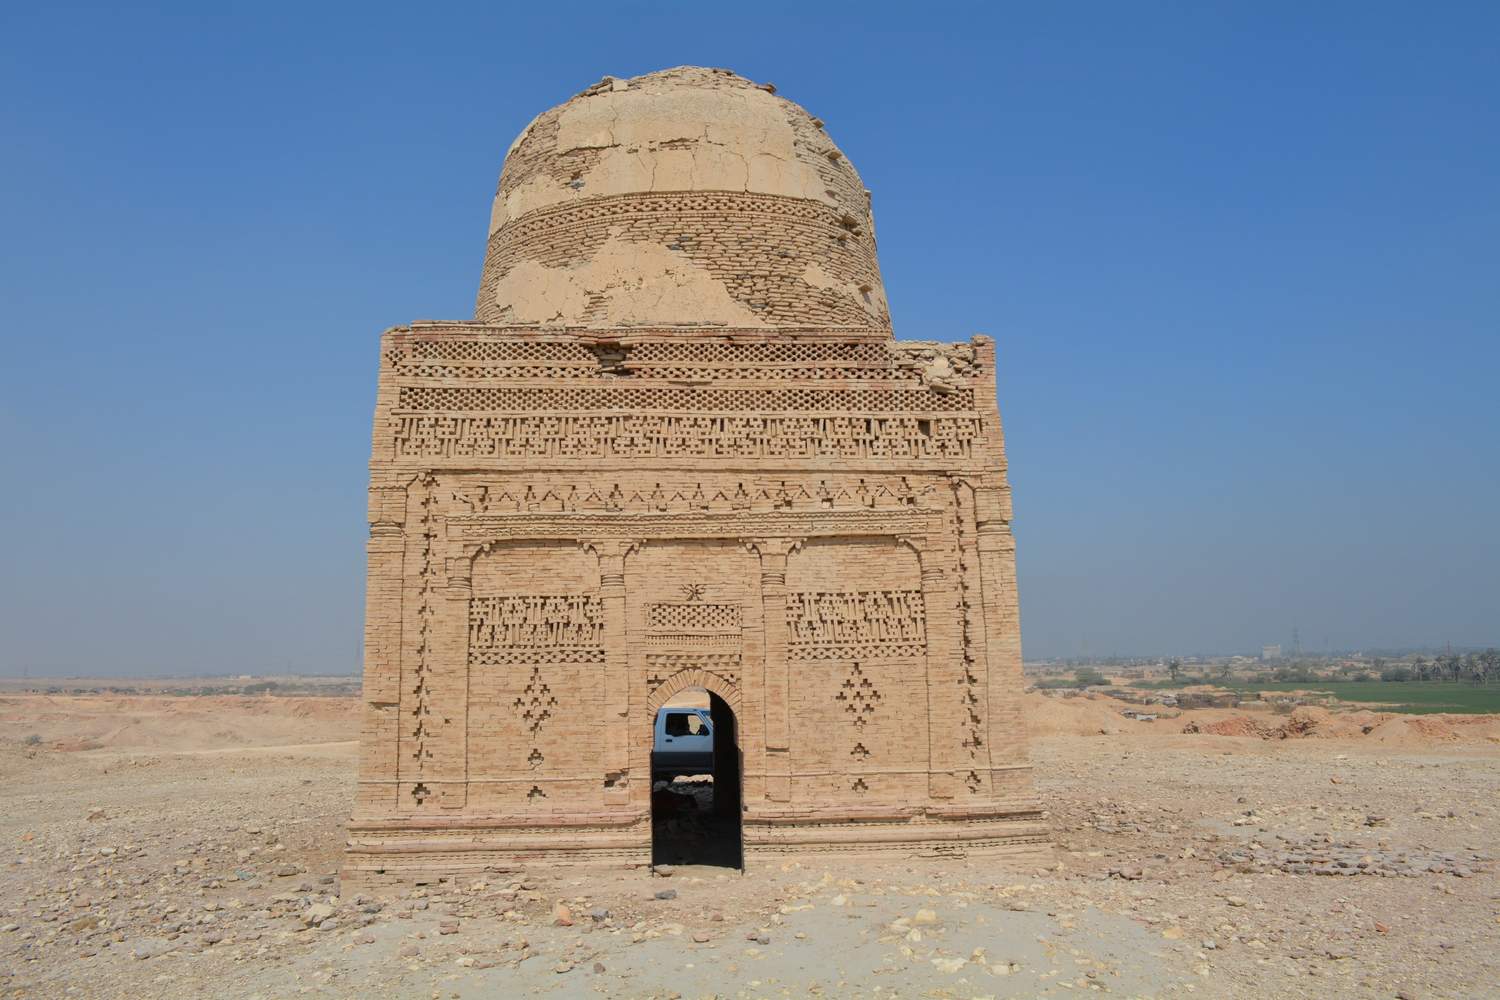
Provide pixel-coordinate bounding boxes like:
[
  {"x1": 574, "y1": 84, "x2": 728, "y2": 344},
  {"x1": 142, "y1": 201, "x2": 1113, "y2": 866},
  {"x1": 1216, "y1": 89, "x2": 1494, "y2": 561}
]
[{"x1": 0, "y1": 692, "x2": 1496, "y2": 999}]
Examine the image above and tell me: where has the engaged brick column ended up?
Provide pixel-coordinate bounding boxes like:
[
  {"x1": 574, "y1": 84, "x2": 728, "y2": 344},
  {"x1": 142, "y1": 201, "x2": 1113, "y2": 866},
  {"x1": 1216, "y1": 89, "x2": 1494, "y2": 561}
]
[
  {"x1": 916, "y1": 542, "x2": 965, "y2": 800},
  {"x1": 357, "y1": 486, "x2": 406, "y2": 812},
  {"x1": 584, "y1": 539, "x2": 635, "y2": 806},
  {"x1": 971, "y1": 485, "x2": 1027, "y2": 785},
  {"x1": 433, "y1": 556, "x2": 472, "y2": 809},
  {"x1": 749, "y1": 538, "x2": 799, "y2": 802}
]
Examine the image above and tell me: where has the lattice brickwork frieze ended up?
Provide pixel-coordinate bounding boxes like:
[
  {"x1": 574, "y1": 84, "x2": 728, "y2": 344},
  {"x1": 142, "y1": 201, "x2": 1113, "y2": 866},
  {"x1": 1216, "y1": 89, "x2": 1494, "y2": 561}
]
[
  {"x1": 394, "y1": 414, "x2": 980, "y2": 461},
  {"x1": 385, "y1": 337, "x2": 986, "y2": 386},
  {"x1": 468, "y1": 595, "x2": 604, "y2": 649},
  {"x1": 396, "y1": 385, "x2": 975, "y2": 413},
  {"x1": 646, "y1": 603, "x2": 742, "y2": 633},
  {"x1": 470, "y1": 647, "x2": 605, "y2": 666},
  {"x1": 450, "y1": 477, "x2": 933, "y2": 515},
  {"x1": 787, "y1": 590, "x2": 927, "y2": 649}
]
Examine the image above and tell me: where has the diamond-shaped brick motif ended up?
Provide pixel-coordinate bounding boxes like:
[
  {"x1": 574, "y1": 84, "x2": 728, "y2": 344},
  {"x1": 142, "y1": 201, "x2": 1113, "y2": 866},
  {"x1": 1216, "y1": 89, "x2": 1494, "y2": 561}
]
[
  {"x1": 835, "y1": 662, "x2": 882, "y2": 729},
  {"x1": 514, "y1": 667, "x2": 557, "y2": 737}
]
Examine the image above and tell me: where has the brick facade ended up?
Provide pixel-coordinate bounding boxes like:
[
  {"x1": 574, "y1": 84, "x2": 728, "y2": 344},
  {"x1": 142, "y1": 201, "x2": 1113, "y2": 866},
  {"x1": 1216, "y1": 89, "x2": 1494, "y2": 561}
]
[{"x1": 345, "y1": 68, "x2": 1043, "y2": 880}]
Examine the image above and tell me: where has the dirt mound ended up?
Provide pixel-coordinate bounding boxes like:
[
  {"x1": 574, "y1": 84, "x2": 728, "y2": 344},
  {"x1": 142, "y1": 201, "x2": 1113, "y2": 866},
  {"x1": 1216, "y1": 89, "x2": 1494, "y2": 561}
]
[
  {"x1": 1358, "y1": 713, "x2": 1500, "y2": 747},
  {"x1": 1364, "y1": 716, "x2": 1454, "y2": 746},
  {"x1": 1182, "y1": 715, "x2": 1274, "y2": 738},
  {"x1": 1181, "y1": 708, "x2": 1373, "y2": 741},
  {"x1": 1025, "y1": 692, "x2": 1127, "y2": 736},
  {"x1": 1181, "y1": 705, "x2": 1500, "y2": 746},
  {"x1": 1276, "y1": 706, "x2": 1374, "y2": 739}
]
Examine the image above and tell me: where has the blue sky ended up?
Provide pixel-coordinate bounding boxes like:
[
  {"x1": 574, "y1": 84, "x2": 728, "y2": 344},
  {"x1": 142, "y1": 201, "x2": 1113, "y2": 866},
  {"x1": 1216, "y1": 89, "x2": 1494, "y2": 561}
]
[{"x1": 2, "y1": 2, "x2": 1496, "y2": 674}]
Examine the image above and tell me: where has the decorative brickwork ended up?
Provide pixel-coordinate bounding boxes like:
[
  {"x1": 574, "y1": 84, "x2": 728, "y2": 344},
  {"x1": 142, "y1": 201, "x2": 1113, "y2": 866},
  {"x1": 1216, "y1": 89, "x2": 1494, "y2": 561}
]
[{"x1": 346, "y1": 67, "x2": 1042, "y2": 882}]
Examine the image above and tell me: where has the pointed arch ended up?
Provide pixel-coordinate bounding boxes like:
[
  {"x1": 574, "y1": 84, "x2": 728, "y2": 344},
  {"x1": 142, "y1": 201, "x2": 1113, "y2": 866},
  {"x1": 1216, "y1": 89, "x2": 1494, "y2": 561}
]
[{"x1": 646, "y1": 668, "x2": 743, "y2": 715}]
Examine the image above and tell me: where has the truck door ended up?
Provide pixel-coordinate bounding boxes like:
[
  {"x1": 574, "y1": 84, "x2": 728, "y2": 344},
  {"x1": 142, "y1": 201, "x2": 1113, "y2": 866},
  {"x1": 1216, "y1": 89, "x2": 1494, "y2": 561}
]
[{"x1": 662, "y1": 710, "x2": 714, "y2": 773}]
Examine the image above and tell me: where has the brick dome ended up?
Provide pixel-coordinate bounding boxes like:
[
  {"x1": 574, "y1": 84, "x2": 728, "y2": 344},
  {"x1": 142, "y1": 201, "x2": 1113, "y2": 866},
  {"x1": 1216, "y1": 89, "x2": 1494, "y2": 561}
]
[{"x1": 475, "y1": 67, "x2": 890, "y2": 333}]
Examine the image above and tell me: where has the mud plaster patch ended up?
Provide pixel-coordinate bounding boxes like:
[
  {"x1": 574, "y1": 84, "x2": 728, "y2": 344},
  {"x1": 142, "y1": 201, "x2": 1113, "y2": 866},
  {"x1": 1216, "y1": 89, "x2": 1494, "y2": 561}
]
[
  {"x1": 491, "y1": 234, "x2": 766, "y2": 328},
  {"x1": 490, "y1": 84, "x2": 832, "y2": 233}
]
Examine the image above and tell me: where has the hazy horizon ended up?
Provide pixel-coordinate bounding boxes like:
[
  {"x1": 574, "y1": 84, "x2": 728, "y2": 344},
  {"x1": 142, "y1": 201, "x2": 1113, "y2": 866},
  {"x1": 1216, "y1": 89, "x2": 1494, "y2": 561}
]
[{"x1": 3, "y1": 4, "x2": 1497, "y2": 675}]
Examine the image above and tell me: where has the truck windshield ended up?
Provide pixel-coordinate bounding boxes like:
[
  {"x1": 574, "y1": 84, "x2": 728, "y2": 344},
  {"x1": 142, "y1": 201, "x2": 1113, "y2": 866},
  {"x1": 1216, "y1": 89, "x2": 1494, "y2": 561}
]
[{"x1": 664, "y1": 713, "x2": 706, "y2": 736}]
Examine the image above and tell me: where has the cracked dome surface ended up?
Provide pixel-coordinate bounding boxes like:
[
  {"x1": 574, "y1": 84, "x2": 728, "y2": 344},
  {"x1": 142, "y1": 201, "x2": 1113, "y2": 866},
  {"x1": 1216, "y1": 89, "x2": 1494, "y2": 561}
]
[{"x1": 475, "y1": 67, "x2": 891, "y2": 332}]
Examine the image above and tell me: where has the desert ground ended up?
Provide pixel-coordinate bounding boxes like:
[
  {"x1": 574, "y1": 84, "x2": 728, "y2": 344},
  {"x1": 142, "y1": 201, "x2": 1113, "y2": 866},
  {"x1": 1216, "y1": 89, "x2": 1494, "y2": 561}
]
[{"x1": 0, "y1": 690, "x2": 1496, "y2": 999}]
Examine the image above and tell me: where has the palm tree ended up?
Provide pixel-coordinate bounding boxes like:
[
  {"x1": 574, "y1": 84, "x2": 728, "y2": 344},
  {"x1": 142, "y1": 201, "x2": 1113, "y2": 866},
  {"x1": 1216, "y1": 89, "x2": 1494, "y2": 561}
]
[
  {"x1": 1413, "y1": 656, "x2": 1430, "y2": 682},
  {"x1": 1481, "y1": 649, "x2": 1500, "y2": 685},
  {"x1": 1167, "y1": 658, "x2": 1182, "y2": 684},
  {"x1": 1467, "y1": 654, "x2": 1486, "y2": 686}
]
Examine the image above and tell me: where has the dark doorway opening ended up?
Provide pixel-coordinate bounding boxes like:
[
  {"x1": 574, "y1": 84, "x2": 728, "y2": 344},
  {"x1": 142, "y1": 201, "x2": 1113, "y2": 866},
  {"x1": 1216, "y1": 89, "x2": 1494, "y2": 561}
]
[{"x1": 650, "y1": 688, "x2": 742, "y2": 869}]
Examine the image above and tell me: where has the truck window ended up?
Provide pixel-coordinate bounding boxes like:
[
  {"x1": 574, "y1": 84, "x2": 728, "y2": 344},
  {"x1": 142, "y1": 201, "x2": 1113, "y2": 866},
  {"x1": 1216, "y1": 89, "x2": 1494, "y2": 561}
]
[{"x1": 664, "y1": 713, "x2": 693, "y2": 736}]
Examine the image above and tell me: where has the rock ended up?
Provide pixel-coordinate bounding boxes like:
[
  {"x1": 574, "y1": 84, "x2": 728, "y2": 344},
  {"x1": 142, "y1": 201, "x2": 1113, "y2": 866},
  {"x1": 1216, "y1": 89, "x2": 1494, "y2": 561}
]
[
  {"x1": 274, "y1": 865, "x2": 299, "y2": 878},
  {"x1": 302, "y1": 903, "x2": 335, "y2": 926},
  {"x1": 353, "y1": 931, "x2": 375, "y2": 945},
  {"x1": 130, "y1": 938, "x2": 173, "y2": 960},
  {"x1": 554, "y1": 961, "x2": 573, "y2": 974},
  {"x1": 692, "y1": 931, "x2": 712, "y2": 943},
  {"x1": 588, "y1": 907, "x2": 610, "y2": 922},
  {"x1": 592, "y1": 961, "x2": 606, "y2": 973},
  {"x1": 912, "y1": 909, "x2": 939, "y2": 925},
  {"x1": 1225, "y1": 896, "x2": 1248, "y2": 907},
  {"x1": 86, "y1": 808, "x2": 107, "y2": 821},
  {"x1": 654, "y1": 889, "x2": 677, "y2": 900},
  {"x1": 438, "y1": 921, "x2": 459, "y2": 935},
  {"x1": 553, "y1": 903, "x2": 574, "y2": 927},
  {"x1": 654, "y1": 865, "x2": 676, "y2": 877},
  {"x1": 398, "y1": 944, "x2": 419, "y2": 958}
]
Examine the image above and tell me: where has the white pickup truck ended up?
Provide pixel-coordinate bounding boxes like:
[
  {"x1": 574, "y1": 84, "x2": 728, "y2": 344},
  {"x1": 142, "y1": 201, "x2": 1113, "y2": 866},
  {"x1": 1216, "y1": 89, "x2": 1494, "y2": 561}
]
[{"x1": 651, "y1": 707, "x2": 714, "y2": 781}]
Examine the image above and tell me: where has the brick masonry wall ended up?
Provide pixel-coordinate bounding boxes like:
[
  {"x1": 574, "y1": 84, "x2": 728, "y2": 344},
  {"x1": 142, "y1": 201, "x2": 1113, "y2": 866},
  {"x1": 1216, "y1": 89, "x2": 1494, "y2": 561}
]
[
  {"x1": 346, "y1": 329, "x2": 1044, "y2": 872},
  {"x1": 475, "y1": 191, "x2": 889, "y2": 329}
]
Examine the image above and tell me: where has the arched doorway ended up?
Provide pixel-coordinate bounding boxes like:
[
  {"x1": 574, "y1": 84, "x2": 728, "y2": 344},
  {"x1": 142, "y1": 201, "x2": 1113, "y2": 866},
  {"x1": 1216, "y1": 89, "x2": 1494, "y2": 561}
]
[{"x1": 649, "y1": 687, "x2": 742, "y2": 869}]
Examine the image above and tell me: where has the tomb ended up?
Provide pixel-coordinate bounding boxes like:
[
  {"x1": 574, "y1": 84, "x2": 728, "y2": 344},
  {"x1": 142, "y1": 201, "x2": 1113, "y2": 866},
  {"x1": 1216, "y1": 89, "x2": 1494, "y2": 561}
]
[{"x1": 344, "y1": 67, "x2": 1045, "y2": 880}]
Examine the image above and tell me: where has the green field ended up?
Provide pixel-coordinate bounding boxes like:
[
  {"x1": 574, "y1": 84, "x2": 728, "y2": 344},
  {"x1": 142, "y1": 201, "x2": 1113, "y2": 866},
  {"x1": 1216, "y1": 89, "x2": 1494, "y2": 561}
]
[{"x1": 1128, "y1": 679, "x2": 1500, "y2": 714}]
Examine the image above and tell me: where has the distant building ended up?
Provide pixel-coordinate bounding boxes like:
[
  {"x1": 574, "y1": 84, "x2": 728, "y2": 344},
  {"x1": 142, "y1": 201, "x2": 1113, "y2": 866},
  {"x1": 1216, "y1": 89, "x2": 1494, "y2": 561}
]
[{"x1": 1261, "y1": 645, "x2": 1282, "y2": 661}]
